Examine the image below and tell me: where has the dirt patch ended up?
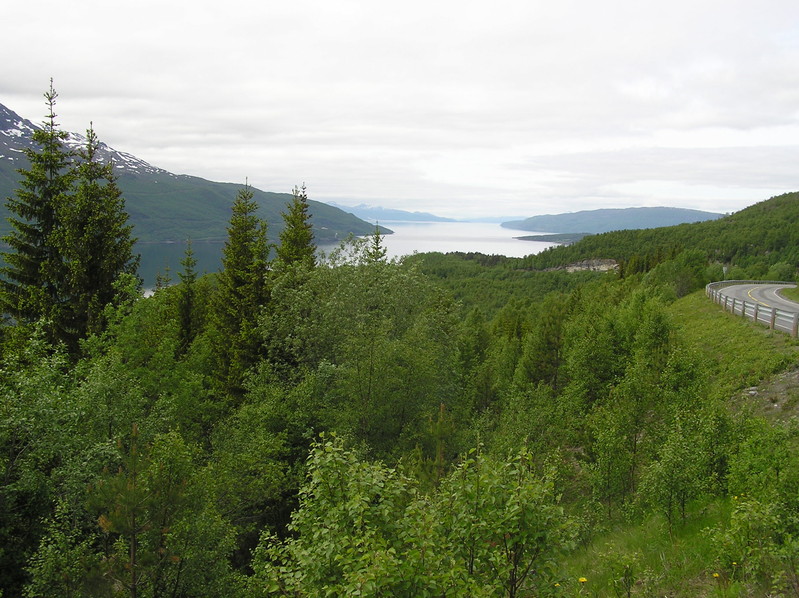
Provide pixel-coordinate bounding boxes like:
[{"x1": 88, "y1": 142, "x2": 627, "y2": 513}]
[{"x1": 735, "y1": 364, "x2": 799, "y2": 422}]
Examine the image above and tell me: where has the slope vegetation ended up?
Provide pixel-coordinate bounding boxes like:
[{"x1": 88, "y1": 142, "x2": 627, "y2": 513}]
[{"x1": 518, "y1": 192, "x2": 799, "y2": 273}]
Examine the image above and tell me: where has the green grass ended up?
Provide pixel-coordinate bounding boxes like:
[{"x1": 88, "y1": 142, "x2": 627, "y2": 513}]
[
  {"x1": 559, "y1": 499, "x2": 733, "y2": 597},
  {"x1": 667, "y1": 290, "x2": 799, "y2": 400},
  {"x1": 553, "y1": 290, "x2": 799, "y2": 597},
  {"x1": 779, "y1": 285, "x2": 799, "y2": 303}
]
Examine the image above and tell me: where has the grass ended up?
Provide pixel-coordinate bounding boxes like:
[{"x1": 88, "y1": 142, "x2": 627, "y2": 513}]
[
  {"x1": 779, "y1": 285, "x2": 799, "y2": 303},
  {"x1": 667, "y1": 290, "x2": 799, "y2": 400},
  {"x1": 553, "y1": 289, "x2": 799, "y2": 597},
  {"x1": 559, "y1": 499, "x2": 733, "y2": 597}
]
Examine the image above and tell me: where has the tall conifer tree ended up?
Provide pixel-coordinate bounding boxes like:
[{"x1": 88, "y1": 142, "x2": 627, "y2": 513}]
[
  {"x1": 55, "y1": 123, "x2": 139, "y2": 349},
  {"x1": 0, "y1": 80, "x2": 72, "y2": 325},
  {"x1": 211, "y1": 183, "x2": 270, "y2": 398},
  {"x1": 276, "y1": 183, "x2": 315, "y2": 270},
  {"x1": 365, "y1": 223, "x2": 388, "y2": 264},
  {"x1": 176, "y1": 239, "x2": 198, "y2": 356}
]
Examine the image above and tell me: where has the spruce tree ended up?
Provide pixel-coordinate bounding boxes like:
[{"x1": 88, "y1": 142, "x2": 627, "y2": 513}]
[
  {"x1": 276, "y1": 183, "x2": 315, "y2": 270},
  {"x1": 55, "y1": 123, "x2": 138, "y2": 349},
  {"x1": 0, "y1": 81, "x2": 72, "y2": 325},
  {"x1": 365, "y1": 223, "x2": 387, "y2": 263},
  {"x1": 211, "y1": 183, "x2": 270, "y2": 399},
  {"x1": 176, "y1": 239, "x2": 198, "y2": 356}
]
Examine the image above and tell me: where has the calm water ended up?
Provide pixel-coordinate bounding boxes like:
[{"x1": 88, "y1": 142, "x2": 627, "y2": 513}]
[
  {"x1": 366, "y1": 221, "x2": 556, "y2": 261},
  {"x1": 138, "y1": 222, "x2": 557, "y2": 288}
]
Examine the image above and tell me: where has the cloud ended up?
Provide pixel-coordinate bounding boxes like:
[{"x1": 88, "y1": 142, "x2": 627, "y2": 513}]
[{"x1": 3, "y1": 0, "x2": 799, "y2": 218}]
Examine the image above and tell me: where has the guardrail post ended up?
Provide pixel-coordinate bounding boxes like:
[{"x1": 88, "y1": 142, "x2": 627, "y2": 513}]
[
  {"x1": 754, "y1": 303, "x2": 759, "y2": 323},
  {"x1": 793, "y1": 313, "x2": 799, "y2": 338},
  {"x1": 770, "y1": 307, "x2": 777, "y2": 330}
]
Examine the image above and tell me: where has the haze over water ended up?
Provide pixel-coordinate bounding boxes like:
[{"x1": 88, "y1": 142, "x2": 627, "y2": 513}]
[
  {"x1": 356, "y1": 221, "x2": 557, "y2": 261},
  {"x1": 139, "y1": 221, "x2": 558, "y2": 288}
]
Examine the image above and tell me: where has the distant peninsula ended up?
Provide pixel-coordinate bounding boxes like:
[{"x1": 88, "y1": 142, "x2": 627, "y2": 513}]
[
  {"x1": 503, "y1": 206, "x2": 724, "y2": 234},
  {"x1": 513, "y1": 233, "x2": 590, "y2": 245}
]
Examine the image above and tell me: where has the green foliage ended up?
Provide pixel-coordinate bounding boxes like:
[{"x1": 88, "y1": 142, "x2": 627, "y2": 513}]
[
  {"x1": 210, "y1": 183, "x2": 271, "y2": 400},
  {"x1": 1, "y1": 81, "x2": 73, "y2": 328},
  {"x1": 6, "y1": 180, "x2": 799, "y2": 596},
  {"x1": 1, "y1": 86, "x2": 139, "y2": 355},
  {"x1": 518, "y1": 192, "x2": 799, "y2": 276},
  {"x1": 23, "y1": 500, "x2": 103, "y2": 598},
  {"x1": 262, "y1": 238, "x2": 461, "y2": 457},
  {"x1": 275, "y1": 184, "x2": 315, "y2": 271},
  {"x1": 53, "y1": 123, "x2": 139, "y2": 351},
  {"x1": 0, "y1": 333, "x2": 76, "y2": 592},
  {"x1": 251, "y1": 436, "x2": 574, "y2": 597},
  {"x1": 87, "y1": 427, "x2": 239, "y2": 597},
  {"x1": 176, "y1": 240, "x2": 199, "y2": 355}
]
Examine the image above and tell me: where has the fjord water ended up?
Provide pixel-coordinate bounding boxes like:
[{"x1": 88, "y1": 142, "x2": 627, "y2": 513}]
[{"x1": 138, "y1": 221, "x2": 558, "y2": 288}]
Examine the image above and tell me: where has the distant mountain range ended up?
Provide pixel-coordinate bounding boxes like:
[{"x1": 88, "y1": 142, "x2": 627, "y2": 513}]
[
  {"x1": 502, "y1": 207, "x2": 725, "y2": 234},
  {"x1": 0, "y1": 102, "x2": 382, "y2": 244},
  {"x1": 327, "y1": 202, "x2": 456, "y2": 223}
]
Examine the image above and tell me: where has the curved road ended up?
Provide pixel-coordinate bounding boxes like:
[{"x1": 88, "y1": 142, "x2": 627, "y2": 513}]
[{"x1": 721, "y1": 283, "x2": 799, "y2": 313}]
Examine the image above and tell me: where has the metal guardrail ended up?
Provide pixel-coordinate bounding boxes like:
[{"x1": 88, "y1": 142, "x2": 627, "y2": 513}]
[{"x1": 706, "y1": 280, "x2": 799, "y2": 337}]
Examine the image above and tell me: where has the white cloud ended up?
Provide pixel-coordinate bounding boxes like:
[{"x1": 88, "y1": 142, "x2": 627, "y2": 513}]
[{"x1": 3, "y1": 0, "x2": 799, "y2": 219}]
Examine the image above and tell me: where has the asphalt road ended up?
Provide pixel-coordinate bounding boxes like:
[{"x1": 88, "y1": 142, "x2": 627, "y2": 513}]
[{"x1": 720, "y1": 283, "x2": 799, "y2": 313}]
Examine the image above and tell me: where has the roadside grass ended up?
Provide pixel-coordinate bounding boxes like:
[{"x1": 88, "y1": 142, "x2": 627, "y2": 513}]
[
  {"x1": 555, "y1": 290, "x2": 799, "y2": 596},
  {"x1": 560, "y1": 499, "x2": 732, "y2": 597},
  {"x1": 667, "y1": 290, "x2": 799, "y2": 400},
  {"x1": 779, "y1": 285, "x2": 799, "y2": 303}
]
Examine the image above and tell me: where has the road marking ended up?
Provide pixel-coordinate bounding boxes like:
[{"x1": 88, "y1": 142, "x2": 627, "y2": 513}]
[{"x1": 748, "y1": 287, "x2": 771, "y2": 307}]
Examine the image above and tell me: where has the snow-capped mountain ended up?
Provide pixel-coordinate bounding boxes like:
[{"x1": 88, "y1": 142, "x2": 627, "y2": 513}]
[
  {"x1": 0, "y1": 102, "x2": 168, "y2": 176},
  {"x1": 0, "y1": 100, "x2": 381, "y2": 244},
  {"x1": 0, "y1": 103, "x2": 38, "y2": 164}
]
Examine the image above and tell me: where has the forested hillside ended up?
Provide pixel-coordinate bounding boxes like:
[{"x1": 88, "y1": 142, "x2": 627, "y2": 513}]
[
  {"x1": 519, "y1": 192, "x2": 799, "y2": 278},
  {"x1": 502, "y1": 206, "x2": 723, "y2": 234},
  {"x1": 4, "y1": 91, "x2": 799, "y2": 596}
]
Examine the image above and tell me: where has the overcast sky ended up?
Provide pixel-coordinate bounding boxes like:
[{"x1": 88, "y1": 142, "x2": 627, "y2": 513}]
[{"x1": 3, "y1": 0, "x2": 799, "y2": 219}]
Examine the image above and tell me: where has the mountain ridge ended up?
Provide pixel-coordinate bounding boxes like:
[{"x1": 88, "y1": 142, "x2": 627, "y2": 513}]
[
  {"x1": 503, "y1": 206, "x2": 724, "y2": 234},
  {"x1": 327, "y1": 202, "x2": 456, "y2": 223},
  {"x1": 0, "y1": 101, "x2": 383, "y2": 244}
]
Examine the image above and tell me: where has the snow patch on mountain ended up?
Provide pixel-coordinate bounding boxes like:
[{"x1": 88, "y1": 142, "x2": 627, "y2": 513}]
[{"x1": 0, "y1": 102, "x2": 172, "y2": 177}]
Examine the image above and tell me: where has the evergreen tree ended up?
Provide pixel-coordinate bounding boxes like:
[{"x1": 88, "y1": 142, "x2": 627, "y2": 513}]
[
  {"x1": 365, "y1": 223, "x2": 387, "y2": 263},
  {"x1": 275, "y1": 183, "x2": 315, "y2": 269},
  {"x1": 211, "y1": 183, "x2": 270, "y2": 399},
  {"x1": 0, "y1": 80, "x2": 72, "y2": 326},
  {"x1": 55, "y1": 123, "x2": 139, "y2": 350},
  {"x1": 176, "y1": 239, "x2": 198, "y2": 356}
]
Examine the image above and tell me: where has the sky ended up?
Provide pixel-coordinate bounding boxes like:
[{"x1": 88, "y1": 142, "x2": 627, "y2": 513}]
[{"x1": 3, "y1": 0, "x2": 799, "y2": 220}]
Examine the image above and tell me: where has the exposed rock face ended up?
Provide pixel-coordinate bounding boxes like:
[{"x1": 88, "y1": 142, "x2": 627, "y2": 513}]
[{"x1": 561, "y1": 259, "x2": 618, "y2": 273}]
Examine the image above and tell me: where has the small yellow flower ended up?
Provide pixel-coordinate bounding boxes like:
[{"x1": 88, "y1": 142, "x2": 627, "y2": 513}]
[
  {"x1": 713, "y1": 572, "x2": 720, "y2": 578},
  {"x1": 554, "y1": 582, "x2": 560, "y2": 587},
  {"x1": 732, "y1": 562, "x2": 737, "y2": 566},
  {"x1": 579, "y1": 577, "x2": 587, "y2": 583}
]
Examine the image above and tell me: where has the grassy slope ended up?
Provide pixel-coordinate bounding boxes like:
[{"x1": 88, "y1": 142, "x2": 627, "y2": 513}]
[{"x1": 558, "y1": 290, "x2": 799, "y2": 596}]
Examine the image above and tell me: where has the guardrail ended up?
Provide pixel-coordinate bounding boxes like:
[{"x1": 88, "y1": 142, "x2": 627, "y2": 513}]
[{"x1": 706, "y1": 280, "x2": 799, "y2": 337}]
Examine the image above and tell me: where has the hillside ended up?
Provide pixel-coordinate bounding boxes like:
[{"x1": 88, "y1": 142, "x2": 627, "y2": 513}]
[
  {"x1": 518, "y1": 192, "x2": 799, "y2": 272},
  {"x1": 5, "y1": 161, "x2": 799, "y2": 595},
  {"x1": 0, "y1": 102, "x2": 383, "y2": 244},
  {"x1": 326, "y1": 202, "x2": 456, "y2": 223},
  {"x1": 503, "y1": 206, "x2": 724, "y2": 234}
]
